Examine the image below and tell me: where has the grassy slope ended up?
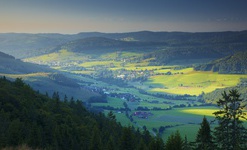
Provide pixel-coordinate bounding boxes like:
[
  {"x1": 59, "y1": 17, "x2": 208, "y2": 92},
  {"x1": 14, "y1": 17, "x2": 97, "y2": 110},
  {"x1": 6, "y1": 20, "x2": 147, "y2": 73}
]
[{"x1": 145, "y1": 68, "x2": 247, "y2": 96}]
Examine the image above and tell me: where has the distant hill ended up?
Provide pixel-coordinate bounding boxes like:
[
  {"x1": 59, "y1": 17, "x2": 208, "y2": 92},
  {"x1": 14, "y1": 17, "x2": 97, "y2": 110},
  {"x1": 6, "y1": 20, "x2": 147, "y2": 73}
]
[
  {"x1": 194, "y1": 51, "x2": 247, "y2": 74},
  {"x1": 0, "y1": 51, "x2": 98, "y2": 100},
  {"x1": 0, "y1": 51, "x2": 15, "y2": 59},
  {"x1": 144, "y1": 47, "x2": 223, "y2": 65},
  {"x1": 0, "y1": 33, "x2": 72, "y2": 58},
  {"x1": 0, "y1": 51, "x2": 52, "y2": 74},
  {"x1": 1, "y1": 30, "x2": 247, "y2": 59},
  {"x1": 57, "y1": 37, "x2": 164, "y2": 53}
]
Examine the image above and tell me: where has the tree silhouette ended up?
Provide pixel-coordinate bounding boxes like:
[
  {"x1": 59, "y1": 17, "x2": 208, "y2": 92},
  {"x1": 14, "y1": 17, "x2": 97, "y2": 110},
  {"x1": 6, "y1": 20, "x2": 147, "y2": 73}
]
[
  {"x1": 213, "y1": 89, "x2": 247, "y2": 150},
  {"x1": 195, "y1": 116, "x2": 214, "y2": 150}
]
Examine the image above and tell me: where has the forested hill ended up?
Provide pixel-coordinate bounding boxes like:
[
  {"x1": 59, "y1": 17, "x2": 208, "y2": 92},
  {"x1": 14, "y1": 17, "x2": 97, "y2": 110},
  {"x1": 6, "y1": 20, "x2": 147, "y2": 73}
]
[
  {"x1": 1, "y1": 30, "x2": 247, "y2": 59},
  {"x1": 58, "y1": 37, "x2": 163, "y2": 53},
  {"x1": 0, "y1": 51, "x2": 52, "y2": 74},
  {"x1": 0, "y1": 51, "x2": 15, "y2": 59},
  {"x1": 0, "y1": 77, "x2": 162, "y2": 150},
  {"x1": 194, "y1": 51, "x2": 247, "y2": 74}
]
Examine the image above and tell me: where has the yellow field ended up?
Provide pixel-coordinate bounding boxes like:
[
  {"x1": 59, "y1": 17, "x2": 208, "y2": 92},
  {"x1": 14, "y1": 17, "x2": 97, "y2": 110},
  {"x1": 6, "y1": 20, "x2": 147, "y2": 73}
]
[
  {"x1": 0, "y1": 72, "x2": 50, "y2": 79},
  {"x1": 181, "y1": 108, "x2": 247, "y2": 120},
  {"x1": 24, "y1": 49, "x2": 89, "y2": 63},
  {"x1": 180, "y1": 108, "x2": 217, "y2": 117},
  {"x1": 146, "y1": 68, "x2": 247, "y2": 95},
  {"x1": 79, "y1": 60, "x2": 121, "y2": 68}
]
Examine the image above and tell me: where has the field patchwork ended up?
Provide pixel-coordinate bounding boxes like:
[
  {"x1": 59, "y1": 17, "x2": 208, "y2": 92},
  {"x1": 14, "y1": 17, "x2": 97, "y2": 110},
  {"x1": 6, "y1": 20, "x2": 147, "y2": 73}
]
[{"x1": 145, "y1": 69, "x2": 247, "y2": 95}]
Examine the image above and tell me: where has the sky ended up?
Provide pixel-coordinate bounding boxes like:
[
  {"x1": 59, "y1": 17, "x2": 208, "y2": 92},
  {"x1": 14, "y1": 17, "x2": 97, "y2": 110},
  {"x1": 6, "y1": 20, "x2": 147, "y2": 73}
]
[{"x1": 0, "y1": 0, "x2": 247, "y2": 34}]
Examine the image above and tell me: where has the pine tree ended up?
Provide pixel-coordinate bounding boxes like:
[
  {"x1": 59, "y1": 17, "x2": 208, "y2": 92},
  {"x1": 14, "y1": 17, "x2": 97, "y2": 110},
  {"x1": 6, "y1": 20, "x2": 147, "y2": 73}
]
[
  {"x1": 213, "y1": 89, "x2": 247, "y2": 150},
  {"x1": 137, "y1": 138, "x2": 148, "y2": 150},
  {"x1": 165, "y1": 130, "x2": 183, "y2": 150},
  {"x1": 64, "y1": 94, "x2": 68, "y2": 103},
  {"x1": 183, "y1": 136, "x2": 191, "y2": 150},
  {"x1": 106, "y1": 135, "x2": 115, "y2": 150},
  {"x1": 195, "y1": 116, "x2": 214, "y2": 150},
  {"x1": 120, "y1": 126, "x2": 134, "y2": 150},
  {"x1": 148, "y1": 136, "x2": 164, "y2": 150},
  {"x1": 107, "y1": 111, "x2": 116, "y2": 121},
  {"x1": 89, "y1": 126, "x2": 103, "y2": 150}
]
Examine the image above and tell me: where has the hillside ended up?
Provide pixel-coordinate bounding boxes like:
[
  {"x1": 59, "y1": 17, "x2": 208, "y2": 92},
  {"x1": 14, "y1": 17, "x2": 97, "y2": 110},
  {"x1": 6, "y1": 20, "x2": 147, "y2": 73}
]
[
  {"x1": 0, "y1": 51, "x2": 53, "y2": 74},
  {"x1": 202, "y1": 78, "x2": 247, "y2": 104},
  {"x1": 0, "y1": 77, "x2": 160, "y2": 149},
  {"x1": 1, "y1": 31, "x2": 247, "y2": 59},
  {"x1": 194, "y1": 51, "x2": 247, "y2": 74},
  {"x1": 56, "y1": 37, "x2": 164, "y2": 54},
  {"x1": 0, "y1": 51, "x2": 15, "y2": 59},
  {"x1": 0, "y1": 51, "x2": 98, "y2": 100}
]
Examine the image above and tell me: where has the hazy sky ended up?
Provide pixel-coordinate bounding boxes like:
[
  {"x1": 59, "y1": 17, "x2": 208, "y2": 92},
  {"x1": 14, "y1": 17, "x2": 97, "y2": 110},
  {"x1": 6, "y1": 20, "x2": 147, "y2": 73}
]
[{"x1": 1, "y1": 0, "x2": 247, "y2": 33}]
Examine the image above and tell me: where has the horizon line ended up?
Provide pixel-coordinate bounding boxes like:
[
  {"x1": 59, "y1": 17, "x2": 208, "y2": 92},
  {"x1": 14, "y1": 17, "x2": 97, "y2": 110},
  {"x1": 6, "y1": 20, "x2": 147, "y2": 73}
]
[{"x1": 0, "y1": 29, "x2": 247, "y2": 35}]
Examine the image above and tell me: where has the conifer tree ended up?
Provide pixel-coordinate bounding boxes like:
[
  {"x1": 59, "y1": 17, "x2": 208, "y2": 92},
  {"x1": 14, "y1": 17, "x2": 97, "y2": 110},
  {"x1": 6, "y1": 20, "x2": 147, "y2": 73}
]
[
  {"x1": 195, "y1": 116, "x2": 214, "y2": 150},
  {"x1": 213, "y1": 89, "x2": 247, "y2": 150},
  {"x1": 165, "y1": 130, "x2": 183, "y2": 150},
  {"x1": 107, "y1": 111, "x2": 116, "y2": 121},
  {"x1": 120, "y1": 126, "x2": 134, "y2": 150},
  {"x1": 106, "y1": 135, "x2": 115, "y2": 150},
  {"x1": 137, "y1": 138, "x2": 148, "y2": 150},
  {"x1": 89, "y1": 126, "x2": 103, "y2": 150},
  {"x1": 64, "y1": 94, "x2": 68, "y2": 103},
  {"x1": 149, "y1": 136, "x2": 164, "y2": 150}
]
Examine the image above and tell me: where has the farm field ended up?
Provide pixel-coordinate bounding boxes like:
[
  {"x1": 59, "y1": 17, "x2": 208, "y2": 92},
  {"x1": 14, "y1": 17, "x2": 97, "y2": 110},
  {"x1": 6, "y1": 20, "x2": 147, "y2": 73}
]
[
  {"x1": 145, "y1": 69, "x2": 247, "y2": 95},
  {"x1": 22, "y1": 48, "x2": 247, "y2": 143},
  {"x1": 0, "y1": 72, "x2": 50, "y2": 79},
  {"x1": 111, "y1": 106, "x2": 246, "y2": 141},
  {"x1": 113, "y1": 107, "x2": 217, "y2": 141},
  {"x1": 26, "y1": 49, "x2": 247, "y2": 97}
]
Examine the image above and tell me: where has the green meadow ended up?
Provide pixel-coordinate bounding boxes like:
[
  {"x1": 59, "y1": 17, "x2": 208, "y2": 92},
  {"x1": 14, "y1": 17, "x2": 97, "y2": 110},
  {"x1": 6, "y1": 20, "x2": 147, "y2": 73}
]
[
  {"x1": 113, "y1": 107, "x2": 217, "y2": 141},
  {"x1": 22, "y1": 48, "x2": 247, "y2": 142},
  {"x1": 145, "y1": 69, "x2": 247, "y2": 95}
]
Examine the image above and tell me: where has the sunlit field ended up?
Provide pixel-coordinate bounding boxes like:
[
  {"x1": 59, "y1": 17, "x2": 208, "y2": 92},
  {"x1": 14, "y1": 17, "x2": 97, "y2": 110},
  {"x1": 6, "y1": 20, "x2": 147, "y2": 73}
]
[
  {"x1": 145, "y1": 69, "x2": 247, "y2": 95},
  {"x1": 0, "y1": 72, "x2": 50, "y2": 79}
]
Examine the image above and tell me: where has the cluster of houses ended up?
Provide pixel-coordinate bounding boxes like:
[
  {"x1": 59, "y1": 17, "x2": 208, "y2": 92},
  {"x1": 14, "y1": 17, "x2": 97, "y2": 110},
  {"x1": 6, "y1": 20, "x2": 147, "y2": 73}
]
[{"x1": 132, "y1": 111, "x2": 153, "y2": 119}]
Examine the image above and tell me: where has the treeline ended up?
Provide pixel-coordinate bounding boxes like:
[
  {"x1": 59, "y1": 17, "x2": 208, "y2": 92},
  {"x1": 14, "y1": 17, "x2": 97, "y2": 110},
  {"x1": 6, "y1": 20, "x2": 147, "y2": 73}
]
[
  {"x1": 194, "y1": 51, "x2": 247, "y2": 74},
  {"x1": 144, "y1": 47, "x2": 222, "y2": 65},
  {"x1": 0, "y1": 77, "x2": 163, "y2": 150}
]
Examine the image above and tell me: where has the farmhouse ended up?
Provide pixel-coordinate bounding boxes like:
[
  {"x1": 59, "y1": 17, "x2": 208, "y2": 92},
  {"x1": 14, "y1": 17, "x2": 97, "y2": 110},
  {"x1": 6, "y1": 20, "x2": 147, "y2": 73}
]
[{"x1": 133, "y1": 111, "x2": 153, "y2": 119}]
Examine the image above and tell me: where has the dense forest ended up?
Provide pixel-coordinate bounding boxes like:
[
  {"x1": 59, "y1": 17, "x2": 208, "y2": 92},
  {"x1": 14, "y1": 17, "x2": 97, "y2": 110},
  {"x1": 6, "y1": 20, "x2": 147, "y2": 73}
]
[
  {"x1": 0, "y1": 77, "x2": 165, "y2": 150},
  {"x1": 195, "y1": 51, "x2": 247, "y2": 74}
]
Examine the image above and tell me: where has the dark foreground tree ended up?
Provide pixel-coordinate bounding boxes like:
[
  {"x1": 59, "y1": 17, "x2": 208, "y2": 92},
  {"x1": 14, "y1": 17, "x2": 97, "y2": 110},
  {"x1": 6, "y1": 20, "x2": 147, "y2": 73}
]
[
  {"x1": 195, "y1": 116, "x2": 214, "y2": 150},
  {"x1": 165, "y1": 130, "x2": 183, "y2": 150},
  {"x1": 0, "y1": 77, "x2": 165, "y2": 150},
  {"x1": 213, "y1": 89, "x2": 247, "y2": 150}
]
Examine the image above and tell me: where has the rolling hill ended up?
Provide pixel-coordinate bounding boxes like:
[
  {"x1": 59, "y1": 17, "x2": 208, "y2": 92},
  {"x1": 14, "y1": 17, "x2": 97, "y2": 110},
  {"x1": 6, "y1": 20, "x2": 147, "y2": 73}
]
[
  {"x1": 1, "y1": 30, "x2": 247, "y2": 59},
  {"x1": 56, "y1": 37, "x2": 165, "y2": 54},
  {"x1": 0, "y1": 51, "x2": 98, "y2": 100},
  {"x1": 0, "y1": 51, "x2": 52, "y2": 74},
  {"x1": 194, "y1": 51, "x2": 247, "y2": 74}
]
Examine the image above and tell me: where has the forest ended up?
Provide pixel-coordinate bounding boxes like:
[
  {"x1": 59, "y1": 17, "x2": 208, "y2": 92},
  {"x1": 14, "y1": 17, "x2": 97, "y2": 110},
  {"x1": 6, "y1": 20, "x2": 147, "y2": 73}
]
[{"x1": 0, "y1": 77, "x2": 247, "y2": 150}]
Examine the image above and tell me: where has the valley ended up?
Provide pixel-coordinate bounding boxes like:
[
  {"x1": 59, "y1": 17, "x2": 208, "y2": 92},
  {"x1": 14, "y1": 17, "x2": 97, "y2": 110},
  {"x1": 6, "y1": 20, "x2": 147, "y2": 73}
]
[{"x1": 1, "y1": 31, "x2": 247, "y2": 141}]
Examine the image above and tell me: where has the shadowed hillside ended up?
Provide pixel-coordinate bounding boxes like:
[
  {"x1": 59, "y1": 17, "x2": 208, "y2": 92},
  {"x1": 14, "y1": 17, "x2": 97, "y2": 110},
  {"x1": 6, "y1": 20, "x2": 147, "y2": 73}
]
[
  {"x1": 0, "y1": 52, "x2": 98, "y2": 100},
  {"x1": 194, "y1": 51, "x2": 247, "y2": 74}
]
